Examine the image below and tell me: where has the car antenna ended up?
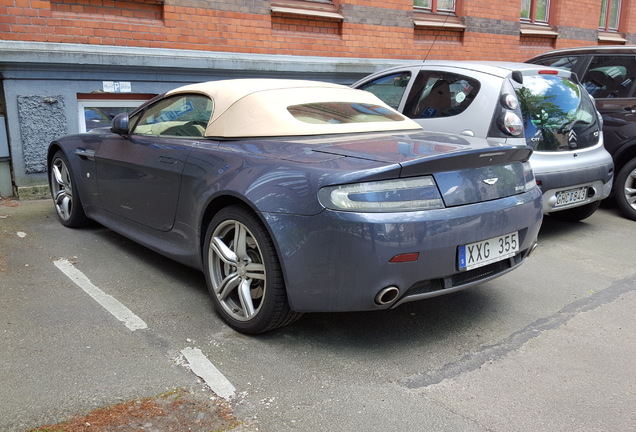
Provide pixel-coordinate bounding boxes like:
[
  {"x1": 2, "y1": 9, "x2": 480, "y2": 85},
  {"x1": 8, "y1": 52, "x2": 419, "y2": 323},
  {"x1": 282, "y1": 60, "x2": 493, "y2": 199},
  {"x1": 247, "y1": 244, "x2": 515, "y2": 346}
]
[{"x1": 422, "y1": 11, "x2": 452, "y2": 62}]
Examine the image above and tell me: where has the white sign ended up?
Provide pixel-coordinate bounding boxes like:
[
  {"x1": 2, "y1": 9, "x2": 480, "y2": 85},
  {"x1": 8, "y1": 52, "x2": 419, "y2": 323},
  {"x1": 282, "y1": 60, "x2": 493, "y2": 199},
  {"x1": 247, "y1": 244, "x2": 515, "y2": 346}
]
[{"x1": 102, "y1": 81, "x2": 132, "y2": 93}]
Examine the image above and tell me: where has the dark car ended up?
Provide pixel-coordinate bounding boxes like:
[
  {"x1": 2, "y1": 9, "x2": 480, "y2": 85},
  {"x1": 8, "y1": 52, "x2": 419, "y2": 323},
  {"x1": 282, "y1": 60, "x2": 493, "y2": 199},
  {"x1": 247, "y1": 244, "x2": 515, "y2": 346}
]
[
  {"x1": 48, "y1": 79, "x2": 542, "y2": 334},
  {"x1": 528, "y1": 45, "x2": 636, "y2": 220}
]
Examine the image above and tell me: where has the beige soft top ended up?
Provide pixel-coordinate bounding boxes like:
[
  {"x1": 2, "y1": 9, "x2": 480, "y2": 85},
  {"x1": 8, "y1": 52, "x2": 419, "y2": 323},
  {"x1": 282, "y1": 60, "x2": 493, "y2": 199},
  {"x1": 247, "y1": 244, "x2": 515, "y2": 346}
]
[{"x1": 166, "y1": 79, "x2": 421, "y2": 138}]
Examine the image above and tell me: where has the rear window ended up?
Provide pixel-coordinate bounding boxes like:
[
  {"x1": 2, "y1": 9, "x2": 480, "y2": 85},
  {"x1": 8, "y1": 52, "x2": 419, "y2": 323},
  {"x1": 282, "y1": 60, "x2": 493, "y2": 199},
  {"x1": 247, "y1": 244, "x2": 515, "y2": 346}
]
[
  {"x1": 287, "y1": 102, "x2": 404, "y2": 124},
  {"x1": 530, "y1": 56, "x2": 581, "y2": 71},
  {"x1": 515, "y1": 75, "x2": 601, "y2": 152}
]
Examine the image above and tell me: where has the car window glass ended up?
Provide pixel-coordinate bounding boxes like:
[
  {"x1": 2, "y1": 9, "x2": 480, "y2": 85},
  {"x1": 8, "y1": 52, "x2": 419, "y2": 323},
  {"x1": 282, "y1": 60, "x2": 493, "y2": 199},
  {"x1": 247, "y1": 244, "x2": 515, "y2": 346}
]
[
  {"x1": 531, "y1": 56, "x2": 581, "y2": 71},
  {"x1": 403, "y1": 71, "x2": 480, "y2": 119},
  {"x1": 287, "y1": 102, "x2": 404, "y2": 124},
  {"x1": 357, "y1": 72, "x2": 411, "y2": 109},
  {"x1": 582, "y1": 56, "x2": 636, "y2": 98},
  {"x1": 516, "y1": 75, "x2": 600, "y2": 152},
  {"x1": 131, "y1": 94, "x2": 214, "y2": 137}
]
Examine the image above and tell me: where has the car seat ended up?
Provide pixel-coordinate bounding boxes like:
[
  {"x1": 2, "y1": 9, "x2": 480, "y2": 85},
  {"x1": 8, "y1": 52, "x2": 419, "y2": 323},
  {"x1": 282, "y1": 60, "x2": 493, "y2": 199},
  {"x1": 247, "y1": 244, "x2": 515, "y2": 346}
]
[{"x1": 415, "y1": 80, "x2": 452, "y2": 118}]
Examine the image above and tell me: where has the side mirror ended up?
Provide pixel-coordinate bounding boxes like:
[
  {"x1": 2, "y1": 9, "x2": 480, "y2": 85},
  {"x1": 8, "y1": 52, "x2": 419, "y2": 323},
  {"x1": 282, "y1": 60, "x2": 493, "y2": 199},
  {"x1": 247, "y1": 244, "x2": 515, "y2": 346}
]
[{"x1": 111, "y1": 113, "x2": 130, "y2": 135}]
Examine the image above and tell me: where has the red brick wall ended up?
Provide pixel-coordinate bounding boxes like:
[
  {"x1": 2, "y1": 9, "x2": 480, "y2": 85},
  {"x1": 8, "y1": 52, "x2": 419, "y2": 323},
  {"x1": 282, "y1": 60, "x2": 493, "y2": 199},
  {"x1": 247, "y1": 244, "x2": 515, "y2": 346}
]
[
  {"x1": 1, "y1": 0, "x2": 634, "y2": 61},
  {"x1": 551, "y1": 0, "x2": 600, "y2": 31}
]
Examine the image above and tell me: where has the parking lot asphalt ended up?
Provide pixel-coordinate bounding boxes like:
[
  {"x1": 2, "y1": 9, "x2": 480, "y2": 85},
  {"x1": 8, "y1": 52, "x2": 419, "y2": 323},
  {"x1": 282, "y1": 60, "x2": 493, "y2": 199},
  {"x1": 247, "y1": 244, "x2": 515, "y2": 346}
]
[{"x1": 1, "y1": 197, "x2": 635, "y2": 431}]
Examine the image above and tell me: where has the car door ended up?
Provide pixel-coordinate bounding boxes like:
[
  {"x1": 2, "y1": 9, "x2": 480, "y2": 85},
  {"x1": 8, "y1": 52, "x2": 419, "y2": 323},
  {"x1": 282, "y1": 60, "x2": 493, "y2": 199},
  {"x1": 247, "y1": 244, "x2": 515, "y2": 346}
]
[
  {"x1": 580, "y1": 54, "x2": 636, "y2": 157},
  {"x1": 95, "y1": 93, "x2": 213, "y2": 231}
]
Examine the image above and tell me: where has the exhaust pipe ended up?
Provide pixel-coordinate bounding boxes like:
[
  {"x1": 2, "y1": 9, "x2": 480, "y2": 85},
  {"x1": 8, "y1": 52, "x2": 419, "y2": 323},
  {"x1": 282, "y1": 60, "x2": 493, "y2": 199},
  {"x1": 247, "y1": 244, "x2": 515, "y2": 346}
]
[{"x1": 375, "y1": 286, "x2": 400, "y2": 306}]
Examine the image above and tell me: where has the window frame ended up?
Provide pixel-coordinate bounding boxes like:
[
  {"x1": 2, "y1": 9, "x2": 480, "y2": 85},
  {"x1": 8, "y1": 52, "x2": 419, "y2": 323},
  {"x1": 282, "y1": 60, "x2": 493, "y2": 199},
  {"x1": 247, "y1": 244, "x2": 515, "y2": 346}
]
[
  {"x1": 520, "y1": 0, "x2": 551, "y2": 25},
  {"x1": 599, "y1": 0, "x2": 622, "y2": 31},
  {"x1": 413, "y1": 0, "x2": 464, "y2": 30},
  {"x1": 414, "y1": 0, "x2": 457, "y2": 15},
  {"x1": 77, "y1": 99, "x2": 148, "y2": 133},
  {"x1": 270, "y1": 0, "x2": 343, "y2": 20}
]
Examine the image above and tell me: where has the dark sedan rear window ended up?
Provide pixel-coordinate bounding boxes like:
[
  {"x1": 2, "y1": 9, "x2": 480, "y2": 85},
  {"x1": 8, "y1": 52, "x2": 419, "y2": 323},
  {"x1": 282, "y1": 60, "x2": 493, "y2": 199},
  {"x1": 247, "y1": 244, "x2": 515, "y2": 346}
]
[
  {"x1": 582, "y1": 56, "x2": 636, "y2": 99},
  {"x1": 516, "y1": 75, "x2": 601, "y2": 152},
  {"x1": 530, "y1": 56, "x2": 581, "y2": 71}
]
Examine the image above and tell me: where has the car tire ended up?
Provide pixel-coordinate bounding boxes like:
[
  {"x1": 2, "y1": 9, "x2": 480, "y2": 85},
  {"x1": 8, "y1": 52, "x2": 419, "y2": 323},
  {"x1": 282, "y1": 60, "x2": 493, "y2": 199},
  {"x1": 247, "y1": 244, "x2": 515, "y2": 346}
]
[
  {"x1": 549, "y1": 200, "x2": 601, "y2": 222},
  {"x1": 203, "y1": 205, "x2": 301, "y2": 334},
  {"x1": 614, "y1": 157, "x2": 636, "y2": 221},
  {"x1": 49, "y1": 150, "x2": 91, "y2": 228}
]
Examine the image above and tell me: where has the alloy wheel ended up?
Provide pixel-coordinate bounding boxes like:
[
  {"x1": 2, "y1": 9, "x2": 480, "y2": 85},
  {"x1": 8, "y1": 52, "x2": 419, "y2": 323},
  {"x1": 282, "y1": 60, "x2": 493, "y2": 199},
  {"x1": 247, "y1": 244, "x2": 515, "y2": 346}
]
[
  {"x1": 51, "y1": 157, "x2": 74, "y2": 222},
  {"x1": 208, "y1": 219, "x2": 267, "y2": 322},
  {"x1": 623, "y1": 166, "x2": 636, "y2": 213}
]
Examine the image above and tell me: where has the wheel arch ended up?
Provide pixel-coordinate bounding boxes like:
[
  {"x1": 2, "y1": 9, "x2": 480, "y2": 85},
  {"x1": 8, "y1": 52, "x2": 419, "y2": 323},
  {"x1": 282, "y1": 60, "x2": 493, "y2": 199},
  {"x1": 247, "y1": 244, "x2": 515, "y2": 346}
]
[
  {"x1": 47, "y1": 143, "x2": 92, "y2": 227},
  {"x1": 46, "y1": 142, "x2": 63, "y2": 181},
  {"x1": 198, "y1": 194, "x2": 286, "y2": 278},
  {"x1": 612, "y1": 140, "x2": 636, "y2": 174}
]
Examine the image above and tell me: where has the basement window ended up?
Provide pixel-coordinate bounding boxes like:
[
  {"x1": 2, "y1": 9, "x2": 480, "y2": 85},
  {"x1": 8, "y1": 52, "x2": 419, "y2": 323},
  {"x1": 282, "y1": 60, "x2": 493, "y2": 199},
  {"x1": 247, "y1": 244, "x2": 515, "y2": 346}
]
[{"x1": 77, "y1": 94, "x2": 155, "y2": 133}]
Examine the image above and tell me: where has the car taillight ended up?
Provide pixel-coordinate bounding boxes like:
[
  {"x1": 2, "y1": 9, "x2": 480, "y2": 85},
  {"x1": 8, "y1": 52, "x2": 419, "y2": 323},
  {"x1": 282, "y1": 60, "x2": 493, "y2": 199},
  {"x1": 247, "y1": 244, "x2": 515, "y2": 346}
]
[
  {"x1": 495, "y1": 90, "x2": 523, "y2": 136},
  {"x1": 318, "y1": 176, "x2": 444, "y2": 212},
  {"x1": 488, "y1": 79, "x2": 527, "y2": 140},
  {"x1": 500, "y1": 93, "x2": 519, "y2": 110},
  {"x1": 501, "y1": 111, "x2": 524, "y2": 136}
]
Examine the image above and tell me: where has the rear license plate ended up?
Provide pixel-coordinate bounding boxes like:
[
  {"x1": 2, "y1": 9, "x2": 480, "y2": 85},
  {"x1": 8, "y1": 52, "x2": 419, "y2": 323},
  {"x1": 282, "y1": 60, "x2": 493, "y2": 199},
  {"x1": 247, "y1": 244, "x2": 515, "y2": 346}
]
[
  {"x1": 555, "y1": 187, "x2": 588, "y2": 207},
  {"x1": 458, "y1": 232, "x2": 519, "y2": 271}
]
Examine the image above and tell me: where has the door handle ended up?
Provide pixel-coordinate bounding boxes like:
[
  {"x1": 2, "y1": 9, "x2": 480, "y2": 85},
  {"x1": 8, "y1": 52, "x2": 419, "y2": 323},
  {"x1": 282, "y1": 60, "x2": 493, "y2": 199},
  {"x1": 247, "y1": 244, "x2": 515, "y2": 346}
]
[
  {"x1": 158, "y1": 156, "x2": 177, "y2": 164},
  {"x1": 74, "y1": 148, "x2": 95, "y2": 161}
]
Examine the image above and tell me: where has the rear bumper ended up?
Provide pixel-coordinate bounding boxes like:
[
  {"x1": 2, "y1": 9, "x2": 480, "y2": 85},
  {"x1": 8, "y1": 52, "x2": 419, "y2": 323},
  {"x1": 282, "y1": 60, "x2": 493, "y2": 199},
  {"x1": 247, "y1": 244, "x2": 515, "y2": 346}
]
[
  {"x1": 530, "y1": 147, "x2": 614, "y2": 214},
  {"x1": 263, "y1": 187, "x2": 543, "y2": 313},
  {"x1": 538, "y1": 178, "x2": 612, "y2": 214}
]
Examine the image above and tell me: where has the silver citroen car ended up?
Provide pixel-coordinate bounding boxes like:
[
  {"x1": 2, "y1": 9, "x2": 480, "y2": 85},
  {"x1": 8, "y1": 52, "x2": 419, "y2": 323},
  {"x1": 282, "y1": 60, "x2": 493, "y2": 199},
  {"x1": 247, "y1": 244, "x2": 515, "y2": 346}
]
[{"x1": 354, "y1": 61, "x2": 614, "y2": 222}]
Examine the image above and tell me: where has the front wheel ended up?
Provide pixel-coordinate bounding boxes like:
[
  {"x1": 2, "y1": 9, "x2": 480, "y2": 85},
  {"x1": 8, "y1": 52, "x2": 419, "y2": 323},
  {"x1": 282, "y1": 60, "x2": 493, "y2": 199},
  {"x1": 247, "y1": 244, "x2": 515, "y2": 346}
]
[
  {"x1": 203, "y1": 206, "x2": 301, "y2": 334},
  {"x1": 614, "y1": 158, "x2": 636, "y2": 221},
  {"x1": 49, "y1": 150, "x2": 90, "y2": 228}
]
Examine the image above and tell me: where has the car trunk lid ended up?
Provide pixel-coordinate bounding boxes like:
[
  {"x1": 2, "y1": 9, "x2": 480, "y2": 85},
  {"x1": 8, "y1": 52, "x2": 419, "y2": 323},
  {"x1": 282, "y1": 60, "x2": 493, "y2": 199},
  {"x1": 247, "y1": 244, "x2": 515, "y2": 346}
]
[
  {"x1": 307, "y1": 132, "x2": 534, "y2": 206},
  {"x1": 220, "y1": 130, "x2": 534, "y2": 206}
]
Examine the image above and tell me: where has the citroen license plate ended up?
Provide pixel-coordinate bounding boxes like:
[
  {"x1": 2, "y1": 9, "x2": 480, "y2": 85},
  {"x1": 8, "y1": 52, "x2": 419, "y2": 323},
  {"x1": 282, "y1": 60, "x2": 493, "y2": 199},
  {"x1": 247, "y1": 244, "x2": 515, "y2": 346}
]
[
  {"x1": 458, "y1": 232, "x2": 519, "y2": 271},
  {"x1": 555, "y1": 187, "x2": 588, "y2": 207}
]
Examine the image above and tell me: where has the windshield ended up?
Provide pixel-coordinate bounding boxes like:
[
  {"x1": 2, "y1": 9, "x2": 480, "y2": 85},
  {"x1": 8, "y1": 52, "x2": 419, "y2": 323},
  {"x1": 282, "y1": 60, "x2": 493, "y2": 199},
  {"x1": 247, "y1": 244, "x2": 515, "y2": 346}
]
[{"x1": 516, "y1": 75, "x2": 600, "y2": 152}]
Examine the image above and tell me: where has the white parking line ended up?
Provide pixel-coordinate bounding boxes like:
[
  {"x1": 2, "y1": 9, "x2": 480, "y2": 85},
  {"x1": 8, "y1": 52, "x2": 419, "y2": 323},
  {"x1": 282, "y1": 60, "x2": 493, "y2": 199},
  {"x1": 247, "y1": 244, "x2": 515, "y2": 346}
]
[
  {"x1": 53, "y1": 258, "x2": 148, "y2": 331},
  {"x1": 181, "y1": 347, "x2": 236, "y2": 399},
  {"x1": 53, "y1": 259, "x2": 235, "y2": 399}
]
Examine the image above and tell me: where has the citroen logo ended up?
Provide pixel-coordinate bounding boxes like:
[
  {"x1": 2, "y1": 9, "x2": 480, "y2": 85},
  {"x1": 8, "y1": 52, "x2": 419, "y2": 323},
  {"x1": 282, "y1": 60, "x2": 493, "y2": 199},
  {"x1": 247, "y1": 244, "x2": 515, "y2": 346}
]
[
  {"x1": 568, "y1": 129, "x2": 578, "y2": 148},
  {"x1": 483, "y1": 178, "x2": 498, "y2": 185}
]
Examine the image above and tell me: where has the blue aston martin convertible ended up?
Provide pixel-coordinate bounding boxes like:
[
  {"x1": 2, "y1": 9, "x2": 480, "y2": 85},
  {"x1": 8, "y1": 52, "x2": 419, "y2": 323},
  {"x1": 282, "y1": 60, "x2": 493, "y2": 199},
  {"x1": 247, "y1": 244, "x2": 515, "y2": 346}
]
[{"x1": 48, "y1": 79, "x2": 542, "y2": 333}]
